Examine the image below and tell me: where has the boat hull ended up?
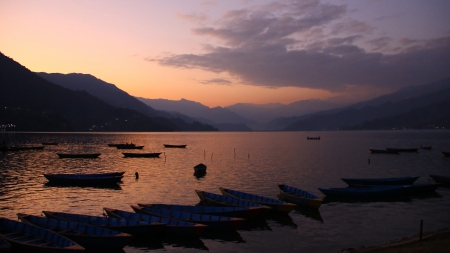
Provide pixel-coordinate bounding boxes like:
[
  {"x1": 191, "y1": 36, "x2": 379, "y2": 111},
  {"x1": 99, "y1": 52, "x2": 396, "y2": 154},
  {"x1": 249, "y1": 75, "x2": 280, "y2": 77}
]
[
  {"x1": 277, "y1": 184, "x2": 323, "y2": 209},
  {"x1": 44, "y1": 173, "x2": 123, "y2": 185},
  {"x1": 341, "y1": 176, "x2": 420, "y2": 186},
  {"x1": 122, "y1": 152, "x2": 161, "y2": 158},
  {"x1": 57, "y1": 153, "x2": 101, "y2": 158},
  {"x1": 430, "y1": 174, "x2": 450, "y2": 184},
  {"x1": 319, "y1": 185, "x2": 412, "y2": 198}
]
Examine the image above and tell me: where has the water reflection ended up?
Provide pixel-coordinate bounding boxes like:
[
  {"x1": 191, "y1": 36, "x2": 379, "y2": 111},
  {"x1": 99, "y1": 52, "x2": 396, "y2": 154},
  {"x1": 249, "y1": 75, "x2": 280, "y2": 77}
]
[
  {"x1": 323, "y1": 195, "x2": 412, "y2": 204},
  {"x1": 264, "y1": 212, "x2": 297, "y2": 229},
  {"x1": 162, "y1": 236, "x2": 208, "y2": 250},
  {"x1": 293, "y1": 207, "x2": 324, "y2": 223},
  {"x1": 238, "y1": 217, "x2": 271, "y2": 231},
  {"x1": 194, "y1": 172, "x2": 207, "y2": 179}
]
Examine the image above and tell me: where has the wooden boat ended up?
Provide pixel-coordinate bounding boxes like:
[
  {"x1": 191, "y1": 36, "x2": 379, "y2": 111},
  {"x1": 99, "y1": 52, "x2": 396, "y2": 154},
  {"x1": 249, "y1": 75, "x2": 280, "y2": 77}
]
[
  {"x1": 341, "y1": 176, "x2": 420, "y2": 186},
  {"x1": 115, "y1": 144, "x2": 144, "y2": 149},
  {"x1": 0, "y1": 237, "x2": 10, "y2": 250},
  {"x1": 17, "y1": 146, "x2": 45, "y2": 150},
  {"x1": 277, "y1": 183, "x2": 323, "y2": 209},
  {"x1": 17, "y1": 213, "x2": 132, "y2": 249},
  {"x1": 107, "y1": 143, "x2": 135, "y2": 147},
  {"x1": 219, "y1": 187, "x2": 296, "y2": 213},
  {"x1": 369, "y1": 149, "x2": 399, "y2": 154},
  {"x1": 194, "y1": 163, "x2": 207, "y2": 174},
  {"x1": 385, "y1": 148, "x2": 419, "y2": 152},
  {"x1": 43, "y1": 173, "x2": 123, "y2": 185},
  {"x1": 104, "y1": 208, "x2": 208, "y2": 236},
  {"x1": 195, "y1": 190, "x2": 270, "y2": 209},
  {"x1": 318, "y1": 185, "x2": 412, "y2": 198},
  {"x1": 163, "y1": 144, "x2": 187, "y2": 148},
  {"x1": 442, "y1": 152, "x2": 450, "y2": 157},
  {"x1": 420, "y1": 145, "x2": 432, "y2": 150},
  {"x1": 43, "y1": 211, "x2": 165, "y2": 236},
  {"x1": 137, "y1": 203, "x2": 266, "y2": 219},
  {"x1": 131, "y1": 205, "x2": 246, "y2": 230},
  {"x1": 122, "y1": 152, "x2": 161, "y2": 158},
  {"x1": 57, "y1": 153, "x2": 101, "y2": 158},
  {"x1": 42, "y1": 142, "x2": 58, "y2": 145},
  {"x1": 429, "y1": 174, "x2": 450, "y2": 184},
  {"x1": 0, "y1": 217, "x2": 84, "y2": 252}
]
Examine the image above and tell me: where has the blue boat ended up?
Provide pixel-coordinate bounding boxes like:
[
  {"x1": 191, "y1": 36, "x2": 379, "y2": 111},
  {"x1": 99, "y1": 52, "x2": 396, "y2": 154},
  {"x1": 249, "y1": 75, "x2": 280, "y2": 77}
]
[
  {"x1": 277, "y1": 183, "x2": 323, "y2": 209},
  {"x1": 131, "y1": 205, "x2": 246, "y2": 230},
  {"x1": 219, "y1": 187, "x2": 296, "y2": 213},
  {"x1": 103, "y1": 207, "x2": 208, "y2": 236},
  {"x1": 137, "y1": 203, "x2": 266, "y2": 219},
  {"x1": 43, "y1": 210, "x2": 165, "y2": 236},
  {"x1": 319, "y1": 185, "x2": 412, "y2": 198},
  {"x1": 195, "y1": 190, "x2": 270, "y2": 210},
  {"x1": 17, "y1": 213, "x2": 132, "y2": 249},
  {"x1": 0, "y1": 217, "x2": 84, "y2": 252},
  {"x1": 341, "y1": 176, "x2": 420, "y2": 186}
]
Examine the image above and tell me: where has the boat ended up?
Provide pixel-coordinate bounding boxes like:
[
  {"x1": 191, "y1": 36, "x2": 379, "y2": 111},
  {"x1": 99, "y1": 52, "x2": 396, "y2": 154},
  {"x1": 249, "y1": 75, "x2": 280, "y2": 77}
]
[
  {"x1": 219, "y1": 187, "x2": 296, "y2": 213},
  {"x1": 341, "y1": 176, "x2": 420, "y2": 186},
  {"x1": 17, "y1": 213, "x2": 132, "y2": 249},
  {"x1": 42, "y1": 142, "x2": 58, "y2": 145},
  {"x1": 137, "y1": 203, "x2": 266, "y2": 219},
  {"x1": 385, "y1": 148, "x2": 419, "y2": 152},
  {"x1": 194, "y1": 163, "x2": 207, "y2": 174},
  {"x1": 369, "y1": 149, "x2": 399, "y2": 154},
  {"x1": 103, "y1": 208, "x2": 208, "y2": 237},
  {"x1": 43, "y1": 172, "x2": 124, "y2": 185},
  {"x1": 0, "y1": 217, "x2": 84, "y2": 252},
  {"x1": 442, "y1": 152, "x2": 450, "y2": 157},
  {"x1": 307, "y1": 136, "x2": 320, "y2": 140},
  {"x1": 195, "y1": 190, "x2": 270, "y2": 209},
  {"x1": 420, "y1": 145, "x2": 432, "y2": 150},
  {"x1": 318, "y1": 185, "x2": 412, "y2": 198},
  {"x1": 43, "y1": 211, "x2": 166, "y2": 236},
  {"x1": 277, "y1": 183, "x2": 323, "y2": 209},
  {"x1": 429, "y1": 174, "x2": 450, "y2": 184},
  {"x1": 122, "y1": 152, "x2": 161, "y2": 158},
  {"x1": 131, "y1": 205, "x2": 246, "y2": 230},
  {"x1": 163, "y1": 144, "x2": 187, "y2": 148},
  {"x1": 56, "y1": 153, "x2": 101, "y2": 158},
  {"x1": 115, "y1": 144, "x2": 144, "y2": 149},
  {"x1": 107, "y1": 143, "x2": 135, "y2": 147},
  {"x1": 0, "y1": 237, "x2": 10, "y2": 250},
  {"x1": 407, "y1": 183, "x2": 441, "y2": 194},
  {"x1": 17, "y1": 146, "x2": 45, "y2": 150}
]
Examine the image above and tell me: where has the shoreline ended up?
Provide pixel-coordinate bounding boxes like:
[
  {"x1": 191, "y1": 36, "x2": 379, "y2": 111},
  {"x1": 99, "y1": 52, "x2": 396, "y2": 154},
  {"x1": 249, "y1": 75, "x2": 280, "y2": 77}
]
[{"x1": 340, "y1": 228, "x2": 450, "y2": 253}]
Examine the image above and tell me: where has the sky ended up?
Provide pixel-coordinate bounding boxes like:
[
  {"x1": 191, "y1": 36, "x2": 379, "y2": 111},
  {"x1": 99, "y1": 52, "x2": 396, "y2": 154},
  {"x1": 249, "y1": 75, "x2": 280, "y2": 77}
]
[{"x1": 1, "y1": 0, "x2": 450, "y2": 108}]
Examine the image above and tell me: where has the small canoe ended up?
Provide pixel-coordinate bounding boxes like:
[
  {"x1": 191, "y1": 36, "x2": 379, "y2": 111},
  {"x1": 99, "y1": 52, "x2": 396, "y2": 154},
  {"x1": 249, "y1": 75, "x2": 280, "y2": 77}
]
[
  {"x1": 0, "y1": 217, "x2": 84, "y2": 252},
  {"x1": 42, "y1": 142, "x2": 58, "y2": 145},
  {"x1": 277, "y1": 183, "x2": 323, "y2": 209},
  {"x1": 17, "y1": 213, "x2": 132, "y2": 249},
  {"x1": 219, "y1": 187, "x2": 296, "y2": 213},
  {"x1": 131, "y1": 205, "x2": 246, "y2": 230},
  {"x1": 195, "y1": 190, "x2": 270, "y2": 210},
  {"x1": 385, "y1": 148, "x2": 419, "y2": 152},
  {"x1": 442, "y1": 152, "x2": 450, "y2": 157},
  {"x1": 43, "y1": 211, "x2": 165, "y2": 236},
  {"x1": 104, "y1": 208, "x2": 207, "y2": 237},
  {"x1": 319, "y1": 185, "x2": 412, "y2": 198},
  {"x1": 122, "y1": 152, "x2": 161, "y2": 158},
  {"x1": 115, "y1": 145, "x2": 144, "y2": 149},
  {"x1": 369, "y1": 149, "x2": 399, "y2": 154},
  {"x1": 137, "y1": 203, "x2": 266, "y2": 219},
  {"x1": 341, "y1": 176, "x2": 420, "y2": 186},
  {"x1": 164, "y1": 144, "x2": 187, "y2": 148},
  {"x1": 43, "y1": 173, "x2": 123, "y2": 185},
  {"x1": 57, "y1": 153, "x2": 101, "y2": 158},
  {"x1": 108, "y1": 143, "x2": 135, "y2": 147},
  {"x1": 429, "y1": 174, "x2": 450, "y2": 184},
  {"x1": 194, "y1": 163, "x2": 207, "y2": 174}
]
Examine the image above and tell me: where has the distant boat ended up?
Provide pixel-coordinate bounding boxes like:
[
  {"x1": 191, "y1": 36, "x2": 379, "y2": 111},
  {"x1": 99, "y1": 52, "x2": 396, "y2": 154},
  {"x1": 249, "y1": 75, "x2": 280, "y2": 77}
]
[
  {"x1": 369, "y1": 149, "x2": 399, "y2": 154},
  {"x1": 42, "y1": 142, "x2": 58, "y2": 145},
  {"x1": 115, "y1": 144, "x2": 143, "y2": 149},
  {"x1": 277, "y1": 183, "x2": 323, "y2": 209},
  {"x1": 43, "y1": 172, "x2": 124, "y2": 185},
  {"x1": 0, "y1": 217, "x2": 84, "y2": 252},
  {"x1": 194, "y1": 163, "x2": 207, "y2": 174},
  {"x1": 17, "y1": 213, "x2": 132, "y2": 249},
  {"x1": 164, "y1": 144, "x2": 187, "y2": 148},
  {"x1": 442, "y1": 152, "x2": 450, "y2": 157},
  {"x1": 319, "y1": 185, "x2": 412, "y2": 198},
  {"x1": 57, "y1": 153, "x2": 101, "y2": 158},
  {"x1": 385, "y1": 148, "x2": 419, "y2": 152},
  {"x1": 307, "y1": 136, "x2": 320, "y2": 140},
  {"x1": 429, "y1": 174, "x2": 450, "y2": 184},
  {"x1": 420, "y1": 145, "x2": 432, "y2": 150},
  {"x1": 341, "y1": 176, "x2": 420, "y2": 186},
  {"x1": 108, "y1": 143, "x2": 135, "y2": 147},
  {"x1": 122, "y1": 152, "x2": 161, "y2": 158}
]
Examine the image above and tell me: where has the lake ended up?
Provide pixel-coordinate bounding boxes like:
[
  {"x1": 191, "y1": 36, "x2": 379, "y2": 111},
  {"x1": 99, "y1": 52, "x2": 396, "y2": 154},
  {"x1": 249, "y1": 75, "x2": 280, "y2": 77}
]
[{"x1": 1, "y1": 131, "x2": 450, "y2": 252}]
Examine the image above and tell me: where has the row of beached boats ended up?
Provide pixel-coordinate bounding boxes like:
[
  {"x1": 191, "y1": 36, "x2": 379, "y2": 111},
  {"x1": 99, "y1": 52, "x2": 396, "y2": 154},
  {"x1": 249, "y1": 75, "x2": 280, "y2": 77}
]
[{"x1": 369, "y1": 147, "x2": 450, "y2": 156}]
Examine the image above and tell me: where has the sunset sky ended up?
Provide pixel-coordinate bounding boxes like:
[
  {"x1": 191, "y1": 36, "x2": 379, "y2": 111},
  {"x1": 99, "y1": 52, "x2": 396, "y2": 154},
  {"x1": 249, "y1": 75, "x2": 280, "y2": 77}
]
[{"x1": 1, "y1": 0, "x2": 450, "y2": 107}]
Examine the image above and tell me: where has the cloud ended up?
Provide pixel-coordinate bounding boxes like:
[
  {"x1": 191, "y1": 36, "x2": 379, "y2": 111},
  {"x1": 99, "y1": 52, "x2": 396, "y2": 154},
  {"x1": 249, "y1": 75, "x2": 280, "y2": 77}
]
[
  {"x1": 199, "y1": 78, "x2": 232, "y2": 85},
  {"x1": 152, "y1": 0, "x2": 450, "y2": 93}
]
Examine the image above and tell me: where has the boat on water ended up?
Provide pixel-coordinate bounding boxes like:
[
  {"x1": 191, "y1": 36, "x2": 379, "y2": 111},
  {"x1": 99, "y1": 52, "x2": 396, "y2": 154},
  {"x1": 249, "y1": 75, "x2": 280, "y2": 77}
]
[
  {"x1": 341, "y1": 176, "x2": 420, "y2": 186},
  {"x1": 318, "y1": 185, "x2": 412, "y2": 198},
  {"x1": 195, "y1": 190, "x2": 270, "y2": 209},
  {"x1": 42, "y1": 142, "x2": 58, "y2": 145},
  {"x1": 43, "y1": 172, "x2": 124, "y2": 185},
  {"x1": 369, "y1": 149, "x2": 399, "y2": 154},
  {"x1": 385, "y1": 148, "x2": 419, "y2": 152},
  {"x1": 163, "y1": 144, "x2": 187, "y2": 148},
  {"x1": 277, "y1": 183, "x2": 323, "y2": 209},
  {"x1": 107, "y1": 143, "x2": 135, "y2": 147},
  {"x1": 442, "y1": 152, "x2": 450, "y2": 157},
  {"x1": 131, "y1": 205, "x2": 246, "y2": 230},
  {"x1": 57, "y1": 153, "x2": 101, "y2": 158},
  {"x1": 0, "y1": 237, "x2": 10, "y2": 250},
  {"x1": 17, "y1": 213, "x2": 132, "y2": 249},
  {"x1": 219, "y1": 187, "x2": 296, "y2": 213},
  {"x1": 122, "y1": 152, "x2": 161, "y2": 158},
  {"x1": 0, "y1": 217, "x2": 84, "y2": 252},
  {"x1": 407, "y1": 183, "x2": 441, "y2": 194},
  {"x1": 137, "y1": 203, "x2": 266, "y2": 219},
  {"x1": 429, "y1": 174, "x2": 450, "y2": 184},
  {"x1": 43, "y1": 211, "x2": 166, "y2": 236},
  {"x1": 194, "y1": 163, "x2": 207, "y2": 174},
  {"x1": 115, "y1": 144, "x2": 144, "y2": 149},
  {"x1": 103, "y1": 208, "x2": 208, "y2": 237},
  {"x1": 0, "y1": 146, "x2": 44, "y2": 151},
  {"x1": 420, "y1": 145, "x2": 432, "y2": 150}
]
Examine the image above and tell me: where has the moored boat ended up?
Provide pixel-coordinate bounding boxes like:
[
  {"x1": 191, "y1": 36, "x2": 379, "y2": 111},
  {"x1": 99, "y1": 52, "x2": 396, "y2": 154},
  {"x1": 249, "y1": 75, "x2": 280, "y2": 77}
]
[
  {"x1": 277, "y1": 183, "x2": 323, "y2": 209},
  {"x1": 385, "y1": 148, "x2": 419, "y2": 152},
  {"x1": 104, "y1": 208, "x2": 208, "y2": 237},
  {"x1": 194, "y1": 163, "x2": 207, "y2": 174},
  {"x1": 137, "y1": 203, "x2": 266, "y2": 219},
  {"x1": 341, "y1": 176, "x2": 420, "y2": 186},
  {"x1": 163, "y1": 144, "x2": 187, "y2": 148},
  {"x1": 195, "y1": 190, "x2": 270, "y2": 209},
  {"x1": 442, "y1": 152, "x2": 450, "y2": 157},
  {"x1": 115, "y1": 144, "x2": 144, "y2": 149},
  {"x1": 0, "y1": 237, "x2": 10, "y2": 250},
  {"x1": 17, "y1": 213, "x2": 132, "y2": 249},
  {"x1": 43, "y1": 211, "x2": 165, "y2": 236},
  {"x1": 107, "y1": 143, "x2": 135, "y2": 147},
  {"x1": 420, "y1": 145, "x2": 432, "y2": 150},
  {"x1": 57, "y1": 153, "x2": 101, "y2": 158},
  {"x1": 122, "y1": 152, "x2": 161, "y2": 158},
  {"x1": 131, "y1": 205, "x2": 246, "y2": 230},
  {"x1": 42, "y1": 142, "x2": 58, "y2": 145},
  {"x1": 219, "y1": 187, "x2": 296, "y2": 213},
  {"x1": 318, "y1": 185, "x2": 412, "y2": 198},
  {"x1": 43, "y1": 173, "x2": 123, "y2": 185},
  {"x1": 0, "y1": 217, "x2": 84, "y2": 252},
  {"x1": 369, "y1": 149, "x2": 399, "y2": 154},
  {"x1": 429, "y1": 174, "x2": 450, "y2": 184},
  {"x1": 407, "y1": 183, "x2": 441, "y2": 194}
]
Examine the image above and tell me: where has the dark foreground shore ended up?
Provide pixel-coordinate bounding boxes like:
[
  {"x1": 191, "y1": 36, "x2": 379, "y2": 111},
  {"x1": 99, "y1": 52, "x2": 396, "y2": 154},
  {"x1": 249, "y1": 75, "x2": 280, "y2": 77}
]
[{"x1": 340, "y1": 229, "x2": 450, "y2": 253}]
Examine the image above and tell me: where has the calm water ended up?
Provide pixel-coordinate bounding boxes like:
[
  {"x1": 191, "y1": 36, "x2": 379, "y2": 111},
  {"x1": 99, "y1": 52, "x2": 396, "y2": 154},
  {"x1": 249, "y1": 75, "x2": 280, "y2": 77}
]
[{"x1": 1, "y1": 131, "x2": 450, "y2": 253}]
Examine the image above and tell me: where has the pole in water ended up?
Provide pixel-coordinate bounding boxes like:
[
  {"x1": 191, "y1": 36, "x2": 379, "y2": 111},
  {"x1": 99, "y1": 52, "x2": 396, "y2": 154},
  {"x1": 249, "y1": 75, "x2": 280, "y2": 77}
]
[
  {"x1": 368, "y1": 158, "x2": 370, "y2": 164},
  {"x1": 420, "y1": 220, "x2": 423, "y2": 241},
  {"x1": 135, "y1": 172, "x2": 139, "y2": 180},
  {"x1": 164, "y1": 152, "x2": 166, "y2": 161},
  {"x1": 204, "y1": 150, "x2": 206, "y2": 160}
]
